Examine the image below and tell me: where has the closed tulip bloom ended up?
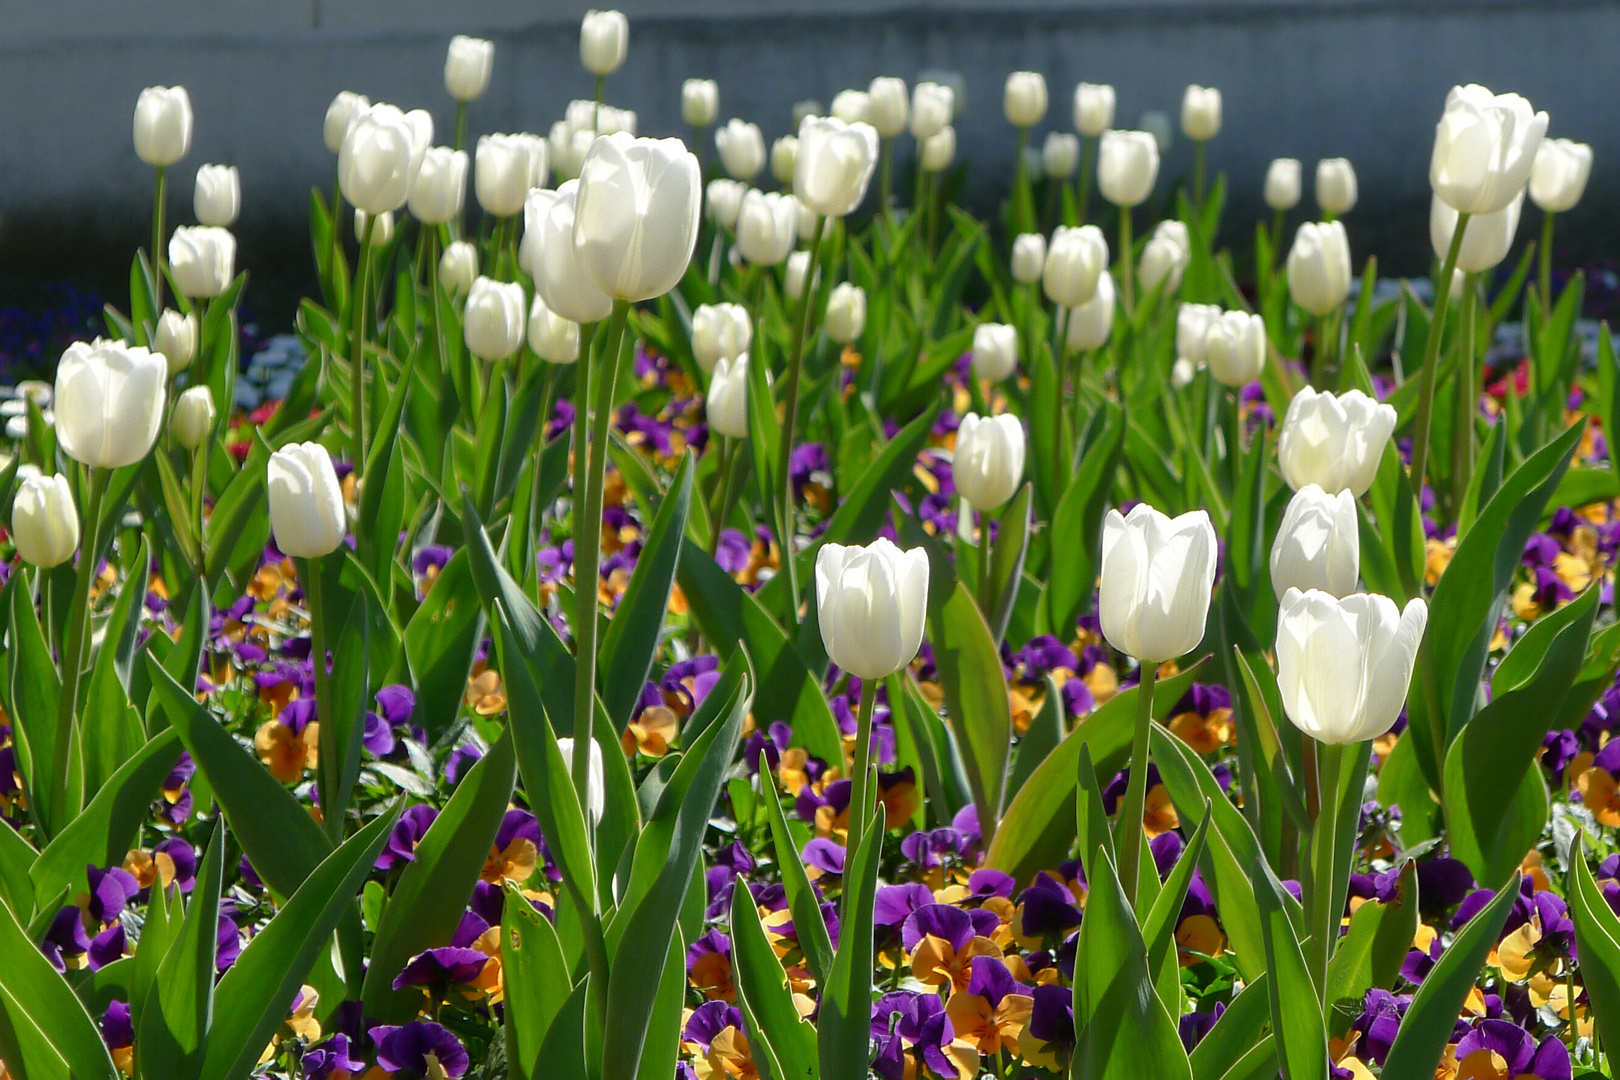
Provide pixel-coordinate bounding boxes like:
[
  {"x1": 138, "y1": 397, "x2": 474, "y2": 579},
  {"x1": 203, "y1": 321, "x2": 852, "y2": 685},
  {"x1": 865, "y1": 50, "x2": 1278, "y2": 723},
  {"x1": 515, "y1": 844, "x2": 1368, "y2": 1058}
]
[
  {"x1": 1277, "y1": 387, "x2": 1395, "y2": 497},
  {"x1": 153, "y1": 309, "x2": 198, "y2": 374},
  {"x1": 194, "y1": 164, "x2": 240, "y2": 227},
  {"x1": 55, "y1": 339, "x2": 167, "y2": 468},
  {"x1": 172, "y1": 385, "x2": 216, "y2": 450},
  {"x1": 445, "y1": 35, "x2": 494, "y2": 102},
  {"x1": 831, "y1": 89, "x2": 872, "y2": 125},
  {"x1": 440, "y1": 240, "x2": 479, "y2": 298},
  {"x1": 1276, "y1": 588, "x2": 1427, "y2": 745},
  {"x1": 11, "y1": 473, "x2": 78, "y2": 568},
  {"x1": 705, "y1": 179, "x2": 747, "y2": 229},
  {"x1": 517, "y1": 188, "x2": 560, "y2": 277},
  {"x1": 707, "y1": 353, "x2": 750, "y2": 439},
  {"x1": 1066, "y1": 271, "x2": 1116, "y2": 352},
  {"x1": 555, "y1": 737, "x2": 606, "y2": 824},
  {"x1": 134, "y1": 86, "x2": 193, "y2": 167},
  {"x1": 169, "y1": 226, "x2": 236, "y2": 299},
  {"x1": 919, "y1": 127, "x2": 956, "y2": 173},
  {"x1": 691, "y1": 303, "x2": 751, "y2": 372},
  {"x1": 409, "y1": 147, "x2": 468, "y2": 225},
  {"x1": 971, "y1": 323, "x2": 1018, "y2": 382},
  {"x1": 1286, "y1": 220, "x2": 1351, "y2": 316},
  {"x1": 339, "y1": 104, "x2": 421, "y2": 214},
  {"x1": 1004, "y1": 72, "x2": 1048, "y2": 128},
  {"x1": 1043, "y1": 132, "x2": 1080, "y2": 179},
  {"x1": 549, "y1": 122, "x2": 592, "y2": 182},
  {"x1": 1171, "y1": 358, "x2": 1196, "y2": 389},
  {"x1": 1431, "y1": 192, "x2": 1523, "y2": 274},
  {"x1": 1530, "y1": 138, "x2": 1593, "y2": 214},
  {"x1": 796, "y1": 199, "x2": 833, "y2": 244},
  {"x1": 1264, "y1": 158, "x2": 1301, "y2": 212},
  {"x1": 572, "y1": 134, "x2": 701, "y2": 302},
  {"x1": 580, "y1": 9, "x2": 628, "y2": 75},
  {"x1": 1204, "y1": 310, "x2": 1266, "y2": 387},
  {"x1": 682, "y1": 79, "x2": 719, "y2": 127},
  {"x1": 324, "y1": 91, "x2": 370, "y2": 154},
  {"x1": 716, "y1": 119, "x2": 766, "y2": 181},
  {"x1": 1316, "y1": 158, "x2": 1358, "y2": 216},
  {"x1": 736, "y1": 189, "x2": 797, "y2": 266},
  {"x1": 1176, "y1": 303, "x2": 1221, "y2": 364},
  {"x1": 1139, "y1": 219, "x2": 1190, "y2": 295},
  {"x1": 1429, "y1": 84, "x2": 1547, "y2": 215},
  {"x1": 463, "y1": 277, "x2": 526, "y2": 361},
  {"x1": 824, "y1": 283, "x2": 867, "y2": 344},
  {"x1": 910, "y1": 82, "x2": 954, "y2": 140},
  {"x1": 784, "y1": 250, "x2": 819, "y2": 301},
  {"x1": 1271, "y1": 485, "x2": 1359, "y2": 600},
  {"x1": 1015, "y1": 232, "x2": 1054, "y2": 291},
  {"x1": 1073, "y1": 82, "x2": 1115, "y2": 138},
  {"x1": 1099, "y1": 503, "x2": 1218, "y2": 663},
  {"x1": 354, "y1": 209, "x2": 393, "y2": 246},
  {"x1": 1043, "y1": 225, "x2": 1108, "y2": 307},
  {"x1": 955, "y1": 412, "x2": 1025, "y2": 512},
  {"x1": 268, "y1": 442, "x2": 346, "y2": 559},
  {"x1": 815, "y1": 538, "x2": 929, "y2": 681},
  {"x1": 770, "y1": 136, "x2": 798, "y2": 184},
  {"x1": 405, "y1": 108, "x2": 434, "y2": 162},
  {"x1": 868, "y1": 77, "x2": 909, "y2": 138},
  {"x1": 476, "y1": 134, "x2": 531, "y2": 217},
  {"x1": 528, "y1": 294, "x2": 580, "y2": 364},
  {"x1": 1097, "y1": 130, "x2": 1159, "y2": 207},
  {"x1": 794, "y1": 117, "x2": 880, "y2": 219},
  {"x1": 1181, "y1": 85, "x2": 1222, "y2": 141}
]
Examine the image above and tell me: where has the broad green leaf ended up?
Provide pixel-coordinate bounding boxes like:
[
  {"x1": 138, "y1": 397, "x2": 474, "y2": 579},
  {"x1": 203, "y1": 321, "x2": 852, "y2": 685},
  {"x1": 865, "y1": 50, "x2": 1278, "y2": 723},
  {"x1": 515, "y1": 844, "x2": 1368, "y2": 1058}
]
[
  {"x1": 635, "y1": 930, "x2": 688, "y2": 1080},
  {"x1": 984, "y1": 482, "x2": 1033, "y2": 645},
  {"x1": 10, "y1": 580, "x2": 63, "y2": 834},
  {"x1": 0, "y1": 820, "x2": 35, "y2": 921},
  {"x1": 1252, "y1": 856, "x2": 1327, "y2": 1080},
  {"x1": 1568, "y1": 833, "x2": 1620, "y2": 1058},
  {"x1": 139, "y1": 820, "x2": 225, "y2": 1080},
  {"x1": 318, "y1": 582, "x2": 371, "y2": 841},
  {"x1": 1325, "y1": 860, "x2": 1419, "y2": 1030},
  {"x1": 731, "y1": 874, "x2": 819, "y2": 1080},
  {"x1": 926, "y1": 581, "x2": 1011, "y2": 841},
  {"x1": 0, "y1": 881, "x2": 120, "y2": 1080},
  {"x1": 83, "y1": 537, "x2": 150, "y2": 792},
  {"x1": 501, "y1": 882, "x2": 575, "y2": 1080},
  {"x1": 760, "y1": 753, "x2": 835, "y2": 987},
  {"x1": 1189, "y1": 975, "x2": 1270, "y2": 1080},
  {"x1": 818, "y1": 807, "x2": 885, "y2": 1080},
  {"x1": 1007, "y1": 676, "x2": 1063, "y2": 800},
  {"x1": 1142, "y1": 806, "x2": 1211, "y2": 978},
  {"x1": 404, "y1": 548, "x2": 486, "y2": 740},
  {"x1": 1046, "y1": 400, "x2": 1127, "y2": 638}
]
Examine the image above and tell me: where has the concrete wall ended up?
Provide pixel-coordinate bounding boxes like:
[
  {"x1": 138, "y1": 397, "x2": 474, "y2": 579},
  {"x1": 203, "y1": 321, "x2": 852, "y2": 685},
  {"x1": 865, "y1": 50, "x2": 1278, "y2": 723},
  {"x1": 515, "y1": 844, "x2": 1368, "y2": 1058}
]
[{"x1": 0, "y1": 0, "x2": 1613, "y2": 326}]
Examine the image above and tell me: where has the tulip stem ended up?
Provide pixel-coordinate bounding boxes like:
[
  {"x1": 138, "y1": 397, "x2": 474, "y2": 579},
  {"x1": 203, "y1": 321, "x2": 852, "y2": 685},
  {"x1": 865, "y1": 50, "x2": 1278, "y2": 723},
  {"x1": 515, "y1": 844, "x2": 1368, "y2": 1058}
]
[
  {"x1": 1052, "y1": 306, "x2": 1073, "y2": 498},
  {"x1": 453, "y1": 101, "x2": 467, "y2": 154},
  {"x1": 329, "y1": 173, "x2": 345, "y2": 306},
  {"x1": 1453, "y1": 272, "x2": 1478, "y2": 518},
  {"x1": 1118, "y1": 661, "x2": 1158, "y2": 909},
  {"x1": 879, "y1": 136, "x2": 893, "y2": 224},
  {"x1": 189, "y1": 440, "x2": 209, "y2": 576},
  {"x1": 46, "y1": 466, "x2": 107, "y2": 839},
  {"x1": 1012, "y1": 127, "x2": 1031, "y2": 235},
  {"x1": 350, "y1": 212, "x2": 378, "y2": 477},
  {"x1": 845, "y1": 682, "x2": 879, "y2": 887},
  {"x1": 1407, "y1": 211, "x2": 1469, "y2": 497},
  {"x1": 777, "y1": 215, "x2": 826, "y2": 622},
  {"x1": 1076, "y1": 137, "x2": 1094, "y2": 226},
  {"x1": 304, "y1": 556, "x2": 343, "y2": 844},
  {"x1": 1271, "y1": 210, "x2": 1285, "y2": 273},
  {"x1": 1192, "y1": 141, "x2": 1206, "y2": 218},
  {"x1": 1306, "y1": 739, "x2": 1344, "y2": 1005},
  {"x1": 151, "y1": 165, "x2": 167, "y2": 312},
  {"x1": 1118, "y1": 204, "x2": 1135, "y2": 317},
  {"x1": 977, "y1": 506, "x2": 992, "y2": 614},
  {"x1": 708, "y1": 436, "x2": 733, "y2": 558},
  {"x1": 1312, "y1": 314, "x2": 1331, "y2": 389},
  {"x1": 1539, "y1": 210, "x2": 1555, "y2": 322}
]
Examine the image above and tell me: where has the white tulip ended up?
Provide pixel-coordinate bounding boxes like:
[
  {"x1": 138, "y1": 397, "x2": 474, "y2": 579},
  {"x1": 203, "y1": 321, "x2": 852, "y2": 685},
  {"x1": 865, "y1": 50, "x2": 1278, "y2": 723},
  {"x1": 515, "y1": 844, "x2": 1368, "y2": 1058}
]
[
  {"x1": 1316, "y1": 158, "x2": 1358, "y2": 216},
  {"x1": 172, "y1": 386, "x2": 216, "y2": 451},
  {"x1": 1139, "y1": 220, "x2": 1190, "y2": 296},
  {"x1": 691, "y1": 303, "x2": 752, "y2": 373},
  {"x1": 919, "y1": 127, "x2": 956, "y2": 173},
  {"x1": 1431, "y1": 192, "x2": 1524, "y2": 274},
  {"x1": 1264, "y1": 158, "x2": 1301, "y2": 212},
  {"x1": 134, "y1": 86, "x2": 192, "y2": 167},
  {"x1": 354, "y1": 209, "x2": 393, "y2": 247},
  {"x1": 830, "y1": 89, "x2": 872, "y2": 125},
  {"x1": 476, "y1": 134, "x2": 533, "y2": 218},
  {"x1": 910, "y1": 82, "x2": 954, "y2": 141},
  {"x1": 1099, "y1": 503, "x2": 1218, "y2": 663},
  {"x1": 580, "y1": 10, "x2": 629, "y2": 76},
  {"x1": 463, "y1": 277, "x2": 527, "y2": 361},
  {"x1": 784, "y1": 250, "x2": 819, "y2": 301},
  {"x1": 556, "y1": 737, "x2": 606, "y2": 824},
  {"x1": 339, "y1": 103, "x2": 421, "y2": 214},
  {"x1": 1004, "y1": 72, "x2": 1048, "y2": 128},
  {"x1": 1181, "y1": 85, "x2": 1222, "y2": 141},
  {"x1": 518, "y1": 188, "x2": 560, "y2": 278},
  {"x1": 268, "y1": 442, "x2": 346, "y2": 558},
  {"x1": 1097, "y1": 130, "x2": 1159, "y2": 207},
  {"x1": 324, "y1": 91, "x2": 370, "y2": 155},
  {"x1": 1043, "y1": 133, "x2": 1080, "y2": 179},
  {"x1": 824, "y1": 283, "x2": 866, "y2": 345},
  {"x1": 1073, "y1": 83, "x2": 1115, "y2": 138},
  {"x1": 169, "y1": 226, "x2": 236, "y2": 299},
  {"x1": 1276, "y1": 588, "x2": 1427, "y2": 745},
  {"x1": 528, "y1": 294, "x2": 580, "y2": 365},
  {"x1": 794, "y1": 117, "x2": 880, "y2": 219},
  {"x1": 1530, "y1": 138, "x2": 1593, "y2": 214},
  {"x1": 55, "y1": 340, "x2": 168, "y2": 469},
  {"x1": 1286, "y1": 220, "x2": 1352, "y2": 316},
  {"x1": 1010, "y1": 233, "x2": 1046, "y2": 285},
  {"x1": 707, "y1": 353, "x2": 750, "y2": 439},
  {"x1": 409, "y1": 147, "x2": 469, "y2": 225},
  {"x1": 1429, "y1": 84, "x2": 1547, "y2": 216},
  {"x1": 153, "y1": 309, "x2": 198, "y2": 375},
  {"x1": 1271, "y1": 485, "x2": 1359, "y2": 600},
  {"x1": 440, "y1": 240, "x2": 479, "y2": 299},
  {"x1": 1176, "y1": 303, "x2": 1221, "y2": 365},
  {"x1": 868, "y1": 77, "x2": 910, "y2": 138},
  {"x1": 1171, "y1": 358, "x2": 1197, "y2": 389},
  {"x1": 971, "y1": 323, "x2": 1018, "y2": 382},
  {"x1": 445, "y1": 35, "x2": 495, "y2": 102},
  {"x1": 574, "y1": 134, "x2": 701, "y2": 302},
  {"x1": 815, "y1": 538, "x2": 929, "y2": 681},
  {"x1": 716, "y1": 119, "x2": 766, "y2": 181},
  {"x1": 682, "y1": 79, "x2": 720, "y2": 128},
  {"x1": 194, "y1": 164, "x2": 240, "y2": 227},
  {"x1": 1204, "y1": 310, "x2": 1266, "y2": 387},
  {"x1": 1277, "y1": 387, "x2": 1396, "y2": 497},
  {"x1": 706, "y1": 179, "x2": 747, "y2": 229},
  {"x1": 770, "y1": 136, "x2": 798, "y2": 184},
  {"x1": 1066, "y1": 271, "x2": 1116, "y2": 352},
  {"x1": 735, "y1": 189, "x2": 797, "y2": 267},
  {"x1": 793, "y1": 100, "x2": 824, "y2": 128},
  {"x1": 955, "y1": 412, "x2": 1025, "y2": 513},
  {"x1": 11, "y1": 474, "x2": 78, "y2": 568},
  {"x1": 1043, "y1": 225, "x2": 1107, "y2": 307}
]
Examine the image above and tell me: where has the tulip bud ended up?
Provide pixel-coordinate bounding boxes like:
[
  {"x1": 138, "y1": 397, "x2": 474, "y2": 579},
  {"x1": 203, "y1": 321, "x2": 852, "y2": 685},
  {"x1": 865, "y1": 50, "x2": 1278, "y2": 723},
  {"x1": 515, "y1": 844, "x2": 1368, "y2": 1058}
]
[
  {"x1": 707, "y1": 353, "x2": 750, "y2": 439},
  {"x1": 784, "y1": 250, "x2": 819, "y2": 301},
  {"x1": 475, "y1": 134, "x2": 531, "y2": 218},
  {"x1": 528, "y1": 294, "x2": 580, "y2": 365},
  {"x1": 549, "y1": 121, "x2": 592, "y2": 182},
  {"x1": 555, "y1": 737, "x2": 606, "y2": 824},
  {"x1": 1073, "y1": 82, "x2": 1115, "y2": 138},
  {"x1": 954, "y1": 412, "x2": 1025, "y2": 513},
  {"x1": 12, "y1": 473, "x2": 79, "y2": 568},
  {"x1": 691, "y1": 303, "x2": 752, "y2": 373},
  {"x1": 153, "y1": 309, "x2": 198, "y2": 374},
  {"x1": 445, "y1": 35, "x2": 495, "y2": 102},
  {"x1": 516, "y1": 189, "x2": 560, "y2": 278},
  {"x1": 868, "y1": 77, "x2": 909, "y2": 138},
  {"x1": 918, "y1": 127, "x2": 956, "y2": 174},
  {"x1": 1315, "y1": 158, "x2": 1358, "y2": 216},
  {"x1": 815, "y1": 538, "x2": 929, "y2": 681},
  {"x1": 1171, "y1": 358, "x2": 1196, "y2": 389},
  {"x1": 168, "y1": 226, "x2": 236, "y2": 299},
  {"x1": 339, "y1": 103, "x2": 422, "y2": 214},
  {"x1": 1004, "y1": 72, "x2": 1048, "y2": 128},
  {"x1": 1431, "y1": 192, "x2": 1523, "y2": 274},
  {"x1": 133, "y1": 86, "x2": 193, "y2": 167},
  {"x1": 268, "y1": 442, "x2": 346, "y2": 559},
  {"x1": 682, "y1": 79, "x2": 720, "y2": 128},
  {"x1": 354, "y1": 209, "x2": 394, "y2": 247},
  {"x1": 736, "y1": 190, "x2": 797, "y2": 267},
  {"x1": 971, "y1": 323, "x2": 1018, "y2": 382},
  {"x1": 831, "y1": 90, "x2": 872, "y2": 125},
  {"x1": 1066, "y1": 271, "x2": 1116, "y2": 352},
  {"x1": 55, "y1": 339, "x2": 167, "y2": 468},
  {"x1": 794, "y1": 117, "x2": 879, "y2": 219},
  {"x1": 1043, "y1": 132, "x2": 1080, "y2": 179},
  {"x1": 1276, "y1": 588, "x2": 1427, "y2": 745},
  {"x1": 1043, "y1": 225, "x2": 1107, "y2": 308},
  {"x1": 1264, "y1": 158, "x2": 1301, "y2": 212},
  {"x1": 193, "y1": 164, "x2": 240, "y2": 227},
  {"x1": 440, "y1": 241, "x2": 478, "y2": 299},
  {"x1": 1286, "y1": 220, "x2": 1351, "y2": 316},
  {"x1": 1181, "y1": 85, "x2": 1222, "y2": 141},
  {"x1": 716, "y1": 119, "x2": 766, "y2": 181},
  {"x1": 580, "y1": 9, "x2": 628, "y2": 75},
  {"x1": 1010, "y1": 233, "x2": 1046, "y2": 285},
  {"x1": 824, "y1": 283, "x2": 866, "y2": 345},
  {"x1": 793, "y1": 100, "x2": 824, "y2": 128},
  {"x1": 1139, "y1": 220, "x2": 1190, "y2": 295},
  {"x1": 705, "y1": 179, "x2": 747, "y2": 229},
  {"x1": 1176, "y1": 303, "x2": 1221, "y2": 365},
  {"x1": 910, "y1": 82, "x2": 954, "y2": 140},
  {"x1": 172, "y1": 386, "x2": 216, "y2": 450},
  {"x1": 574, "y1": 134, "x2": 701, "y2": 302},
  {"x1": 324, "y1": 91, "x2": 370, "y2": 155},
  {"x1": 1097, "y1": 130, "x2": 1159, "y2": 207},
  {"x1": 1530, "y1": 138, "x2": 1593, "y2": 214},
  {"x1": 1270, "y1": 485, "x2": 1359, "y2": 600},
  {"x1": 770, "y1": 136, "x2": 798, "y2": 184},
  {"x1": 1099, "y1": 503, "x2": 1218, "y2": 663},
  {"x1": 404, "y1": 109, "x2": 434, "y2": 162},
  {"x1": 1448, "y1": 267, "x2": 1468, "y2": 302},
  {"x1": 1430, "y1": 84, "x2": 1547, "y2": 216},
  {"x1": 1204, "y1": 310, "x2": 1266, "y2": 388},
  {"x1": 463, "y1": 277, "x2": 526, "y2": 361},
  {"x1": 409, "y1": 147, "x2": 469, "y2": 225},
  {"x1": 1277, "y1": 387, "x2": 1395, "y2": 497}
]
